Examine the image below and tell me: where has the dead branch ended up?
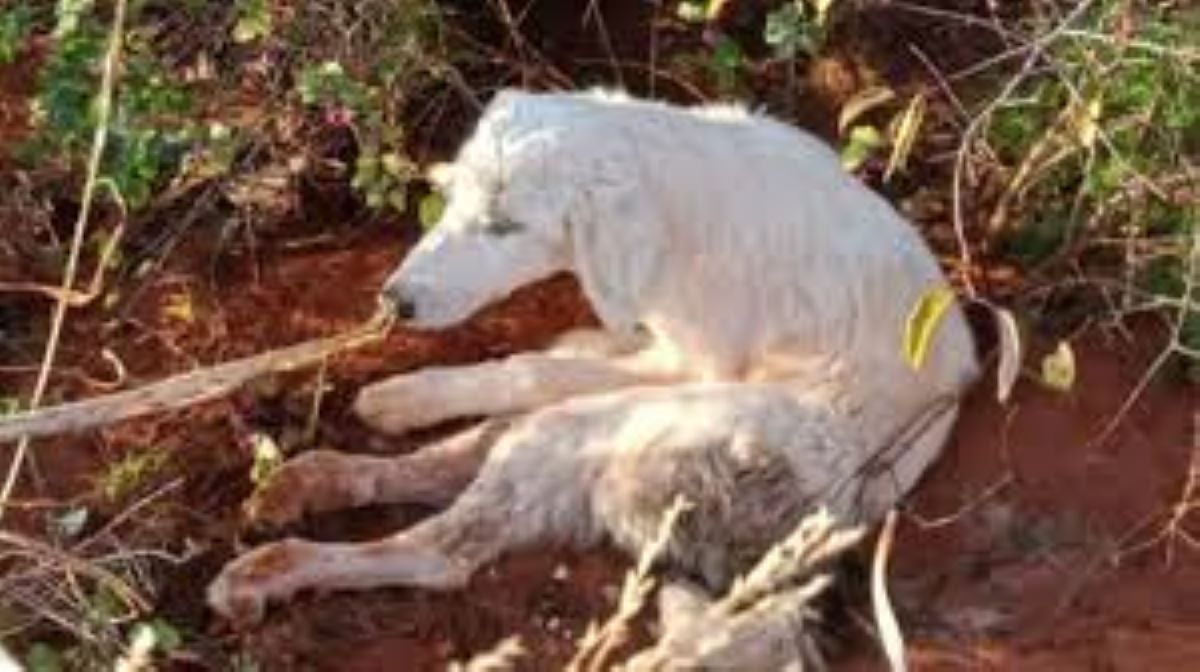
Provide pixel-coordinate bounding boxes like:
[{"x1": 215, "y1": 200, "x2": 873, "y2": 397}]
[{"x1": 0, "y1": 314, "x2": 392, "y2": 445}]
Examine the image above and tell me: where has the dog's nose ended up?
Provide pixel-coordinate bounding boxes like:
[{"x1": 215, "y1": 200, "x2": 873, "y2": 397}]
[{"x1": 380, "y1": 284, "x2": 416, "y2": 320}]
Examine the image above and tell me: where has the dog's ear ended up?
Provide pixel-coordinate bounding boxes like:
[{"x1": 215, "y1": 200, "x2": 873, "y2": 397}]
[{"x1": 570, "y1": 171, "x2": 662, "y2": 333}]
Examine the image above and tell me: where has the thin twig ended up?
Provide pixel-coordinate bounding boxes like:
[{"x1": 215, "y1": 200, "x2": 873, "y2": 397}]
[
  {"x1": 948, "y1": 0, "x2": 1097, "y2": 298},
  {"x1": 1092, "y1": 220, "x2": 1199, "y2": 445}
]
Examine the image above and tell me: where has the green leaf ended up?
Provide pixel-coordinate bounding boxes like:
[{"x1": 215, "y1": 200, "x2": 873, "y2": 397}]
[
  {"x1": 840, "y1": 125, "x2": 884, "y2": 171},
  {"x1": 711, "y1": 36, "x2": 743, "y2": 74},
  {"x1": 386, "y1": 186, "x2": 408, "y2": 214},
  {"x1": 0, "y1": 397, "x2": 19, "y2": 416},
  {"x1": 764, "y1": 3, "x2": 812, "y2": 60},
  {"x1": 903, "y1": 286, "x2": 956, "y2": 370},
  {"x1": 53, "y1": 0, "x2": 94, "y2": 39},
  {"x1": 381, "y1": 152, "x2": 414, "y2": 179},
  {"x1": 233, "y1": 0, "x2": 273, "y2": 44},
  {"x1": 1040, "y1": 340, "x2": 1076, "y2": 392},
  {"x1": 418, "y1": 192, "x2": 446, "y2": 230},
  {"x1": 146, "y1": 618, "x2": 184, "y2": 652},
  {"x1": 249, "y1": 433, "x2": 283, "y2": 486},
  {"x1": 0, "y1": 6, "x2": 32, "y2": 65},
  {"x1": 25, "y1": 642, "x2": 63, "y2": 672},
  {"x1": 51, "y1": 506, "x2": 89, "y2": 539},
  {"x1": 353, "y1": 153, "x2": 380, "y2": 191}
]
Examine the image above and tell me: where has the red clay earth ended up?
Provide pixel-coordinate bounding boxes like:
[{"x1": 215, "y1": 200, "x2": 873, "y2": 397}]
[{"x1": 3, "y1": 224, "x2": 1196, "y2": 670}]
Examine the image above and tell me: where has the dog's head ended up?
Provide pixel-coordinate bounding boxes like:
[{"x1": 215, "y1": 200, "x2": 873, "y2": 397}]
[{"x1": 380, "y1": 90, "x2": 584, "y2": 329}]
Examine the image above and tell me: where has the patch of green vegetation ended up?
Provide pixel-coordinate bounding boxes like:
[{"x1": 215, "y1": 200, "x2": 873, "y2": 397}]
[
  {"x1": 0, "y1": 396, "x2": 20, "y2": 416},
  {"x1": 17, "y1": 0, "x2": 449, "y2": 218},
  {"x1": 21, "y1": 2, "x2": 200, "y2": 210},
  {"x1": 297, "y1": 60, "x2": 420, "y2": 213},
  {"x1": 284, "y1": 1, "x2": 448, "y2": 215},
  {"x1": 0, "y1": 4, "x2": 32, "y2": 64},
  {"x1": 764, "y1": 0, "x2": 833, "y2": 60},
  {"x1": 93, "y1": 446, "x2": 170, "y2": 503},
  {"x1": 232, "y1": 0, "x2": 273, "y2": 45},
  {"x1": 24, "y1": 616, "x2": 183, "y2": 672},
  {"x1": 985, "y1": 1, "x2": 1198, "y2": 357}
]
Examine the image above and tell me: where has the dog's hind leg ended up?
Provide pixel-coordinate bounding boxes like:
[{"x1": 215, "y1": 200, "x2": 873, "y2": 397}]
[
  {"x1": 209, "y1": 398, "x2": 611, "y2": 625},
  {"x1": 209, "y1": 383, "x2": 864, "y2": 626},
  {"x1": 354, "y1": 330, "x2": 681, "y2": 435},
  {"x1": 245, "y1": 419, "x2": 513, "y2": 528}
]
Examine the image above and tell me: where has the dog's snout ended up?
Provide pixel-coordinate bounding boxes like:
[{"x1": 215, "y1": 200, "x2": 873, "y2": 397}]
[{"x1": 381, "y1": 284, "x2": 417, "y2": 320}]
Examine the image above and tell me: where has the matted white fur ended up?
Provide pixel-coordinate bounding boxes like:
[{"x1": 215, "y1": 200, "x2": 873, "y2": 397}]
[{"x1": 209, "y1": 90, "x2": 979, "y2": 633}]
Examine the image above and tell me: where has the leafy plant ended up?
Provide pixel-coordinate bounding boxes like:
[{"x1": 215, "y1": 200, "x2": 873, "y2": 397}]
[
  {"x1": 296, "y1": 60, "x2": 420, "y2": 214},
  {"x1": 93, "y1": 446, "x2": 170, "y2": 503},
  {"x1": 764, "y1": 0, "x2": 832, "y2": 60},
  {"x1": 24, "y1": 2, "x2": 200, "y2": 209},
  {"x1": 707, "y1": 35, "x2": 745, "y2": 96},
  {"x1": 983, "y1": 2, "x2": 1198, "y2": 360},
  {"x1": 233, "y1": 0, "x2": 273, "y2": 44},
  {"x1": 0, "y1": 4, "x2": 32, "y2": 64},
  {"x1": 24, "y1": 642, "x2": 63, "y2": 672}
]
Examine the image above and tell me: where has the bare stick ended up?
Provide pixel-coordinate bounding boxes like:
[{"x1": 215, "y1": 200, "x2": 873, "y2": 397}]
[{"x1": 0, "y1": 315, "x2": 392, "y2": 446}]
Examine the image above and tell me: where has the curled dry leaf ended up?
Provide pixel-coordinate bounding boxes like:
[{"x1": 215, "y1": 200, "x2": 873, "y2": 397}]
[
  {"x1": 1041, "y1": 340, "x2": 1076, "y2": 392},
  {"x1": 838, "y1": 85, "x2": 896, "y2": 136},
  {"x1": 885, "y1": 93, "x2": 926, "y2": 182},
  {"x1": 993, "y1": 306, "x2": 1022, "y2": 404}
]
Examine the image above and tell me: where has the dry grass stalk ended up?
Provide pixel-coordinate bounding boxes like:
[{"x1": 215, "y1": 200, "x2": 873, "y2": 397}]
[
  {"x1": 567, "y1": 496, "x2": 693, "y2": 672},
  {"x1": 450, "y1": 636, "x2": 527, "y2": 672},
  {"x1": 871, "y1": 509, "x2": 906, "y2": 672},
  {"x1": 624, "y1": 509, "x2": 865, "y2": 671}
]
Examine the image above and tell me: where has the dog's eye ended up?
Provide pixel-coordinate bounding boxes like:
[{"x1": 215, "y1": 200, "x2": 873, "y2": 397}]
[{"x1": 482, "y1": 218, "x2": 525, "y2": 237}]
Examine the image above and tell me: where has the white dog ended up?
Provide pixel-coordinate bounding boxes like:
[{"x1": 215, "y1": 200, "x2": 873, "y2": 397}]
[{"x1": 208, "y1": 90, "x2": 978, "y2": 631}]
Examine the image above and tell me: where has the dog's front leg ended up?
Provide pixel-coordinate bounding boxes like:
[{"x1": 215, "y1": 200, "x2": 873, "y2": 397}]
[{"x1": 353, "y1": 330, "x2": 680, "y2": 435}]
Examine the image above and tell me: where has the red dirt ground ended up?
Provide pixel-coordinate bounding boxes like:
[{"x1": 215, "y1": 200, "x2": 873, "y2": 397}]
[{"x1": 4, "y1": 224, "x2": 1195, "y2": 670}]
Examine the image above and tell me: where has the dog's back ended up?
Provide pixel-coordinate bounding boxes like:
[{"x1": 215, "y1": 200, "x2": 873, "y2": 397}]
[{"x1": 493, "y1": 90, "x2": 979, "y2": 442}]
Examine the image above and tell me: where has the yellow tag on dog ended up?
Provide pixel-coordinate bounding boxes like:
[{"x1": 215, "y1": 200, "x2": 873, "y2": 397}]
[{"x1": 903, "y1": 286, "x2": 955, "y2": 370}]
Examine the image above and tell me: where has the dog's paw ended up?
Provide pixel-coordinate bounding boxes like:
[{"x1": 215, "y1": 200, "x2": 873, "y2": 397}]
[
  {"x1": 246, "y1": 451, "x2": 372, "y2": 527},
  {"x1": 208, "y1": 539, "x2": 314, "y2": 627},
  {"x1": 353, "y1": 374, "x2": 448, "y2": 435}
]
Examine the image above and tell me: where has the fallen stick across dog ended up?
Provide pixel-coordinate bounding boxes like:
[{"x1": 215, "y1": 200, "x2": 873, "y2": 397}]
[{"x1": 0, "y1": 309, "x2": 395, "y2": 444}]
